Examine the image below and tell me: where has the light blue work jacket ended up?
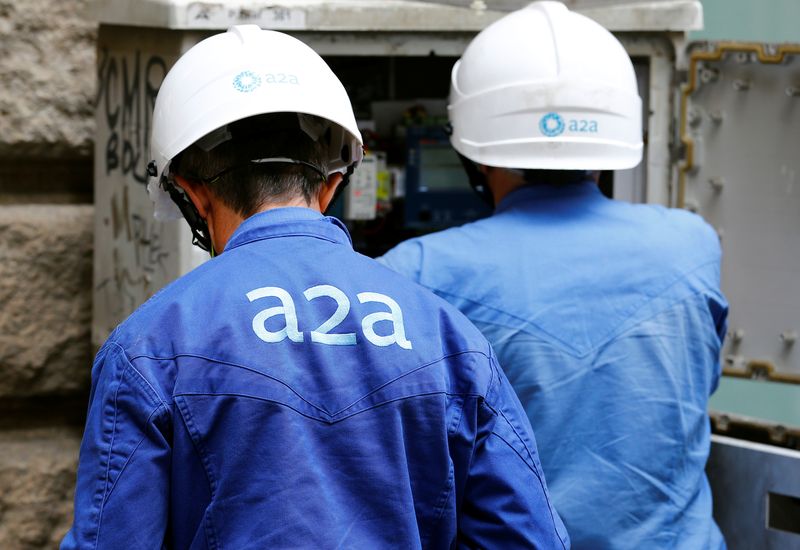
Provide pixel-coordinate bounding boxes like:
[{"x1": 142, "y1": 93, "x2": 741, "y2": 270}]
[
  {"x1": 380, "y1": 182, "x2": 728, "y2": 549},
  {"x1": 62, "y1": 207, "x2": 569, "y2": 549}
]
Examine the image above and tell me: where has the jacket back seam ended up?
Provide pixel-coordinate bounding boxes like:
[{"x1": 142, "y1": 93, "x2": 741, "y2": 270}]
[
  {"x1": 460, "y1": 282, "x2": 723, "y2": 359},
  {"x1": 173, "y1": 390, "x2": 484, "y2": 424},
  {"x1": 129, "y1": 349, "x2": 492, "y2": 420},
  {"x1": 425, "y1": 257, "x2": 721, "y2": 356}
]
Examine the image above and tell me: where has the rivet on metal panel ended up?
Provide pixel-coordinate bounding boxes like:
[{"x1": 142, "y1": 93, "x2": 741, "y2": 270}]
[
  {"x1": 699, "y1": 66, "x2": 720, "y2": 85},
  {"x1": 780, "y1": 165, "x2": 796, "y2": 184},
  {"x1": 688, "y1": 108, "x2": 703, "y2": 128},
  {"x1": 724, "y1": 354, "x2": 745, "y2": 368},
  {"x1": 780, "y1": 331, "x2": 797, "y2": 345},
  {"x1": 768, "y1": 425, "x2": 788, "y2": 444},
  {"x1": 708, "y1": 177, "x2": 725, "y2": 192},
  {"x1": 749, "y1": 363, "x2": 772, "y2": 380},
  {"x1": 732, "y1": 79, "x2": 751, "y2": 91},
  {"x1": 708, "y1": 110, "x2": 725, "y2": 123},
  {"x1": 688, "y1": 137, "x2": 703, "y2": 173},
  {"x1": 786, "y1": 86, "x2": 800, "y2": 97}
]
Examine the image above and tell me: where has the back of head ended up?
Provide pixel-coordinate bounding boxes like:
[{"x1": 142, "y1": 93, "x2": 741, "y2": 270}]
[
  {"x1": 448, "y1": 1, "x2": 643, "y2": 172},
  {"x1": 148, "y1": 25, "x2": 363, "y2": 250},
  {"x1": 170, "y1": 112, "x2": 332, "y2": 217}
]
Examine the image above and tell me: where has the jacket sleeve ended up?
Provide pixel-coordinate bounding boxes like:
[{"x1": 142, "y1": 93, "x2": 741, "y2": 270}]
[
  {"x1": 61, "y1": 342, "x2": 171, "y2": 550},
  {"x1": 458, "y1": 358, "x2": 570, "y2": 550},
  {"x1": 706, "y1": 289, "x2": 729, "y2": 394}
]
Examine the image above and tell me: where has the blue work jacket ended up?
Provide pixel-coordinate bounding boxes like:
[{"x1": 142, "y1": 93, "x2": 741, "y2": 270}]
[
  {"x1": 380, "y1": 183, "x2": 728, "y2": 549},
  {"x1": 62, "y1": 207, "x2": 569, "y2": 550}
]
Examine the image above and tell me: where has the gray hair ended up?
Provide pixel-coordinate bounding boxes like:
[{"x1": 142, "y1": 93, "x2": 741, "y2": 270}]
[{"x1": 171, "y1": 113, "x2": 330, "y2": 217}]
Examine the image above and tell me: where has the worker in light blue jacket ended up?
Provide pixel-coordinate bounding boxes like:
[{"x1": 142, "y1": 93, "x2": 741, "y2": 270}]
[
  {"x1": 381, "y1": 3, "x2": 727, "y2": 549},
  {"x1": 62, "y1": 26, "x2": 569, "y2": 549}
]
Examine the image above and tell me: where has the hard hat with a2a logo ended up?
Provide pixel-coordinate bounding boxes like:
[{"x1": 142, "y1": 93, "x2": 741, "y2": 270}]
[
  {"x1": 148, "y1": 25, "x2": 363, "y2": 221},
  {"x1": 448, "y1": 1, "x2": 643, "y2": 171}
]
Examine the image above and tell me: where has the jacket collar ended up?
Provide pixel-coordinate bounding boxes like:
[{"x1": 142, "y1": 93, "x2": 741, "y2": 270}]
[
  {"x1": 224, "y1": 207, "x2": 352, "y2": 252},
  {"x1": 495, "y1": 180, "x2": 603, "y2": 214}
]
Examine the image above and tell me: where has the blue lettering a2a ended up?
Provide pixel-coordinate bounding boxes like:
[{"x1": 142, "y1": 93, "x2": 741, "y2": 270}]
[{"x1": 568, "y1": 119, "x2": 599, "y2": 133}]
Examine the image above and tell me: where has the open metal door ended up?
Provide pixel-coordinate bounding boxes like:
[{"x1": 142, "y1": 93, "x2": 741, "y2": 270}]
[{"x1": 677, "y1": 40, "x2": 800, "y2": 549}]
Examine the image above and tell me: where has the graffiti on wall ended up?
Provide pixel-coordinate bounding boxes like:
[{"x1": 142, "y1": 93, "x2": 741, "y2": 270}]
[
  {"x1": 95, "y1": 48, "x2": 175, "y2": 327},
  {"x1": 96, "y1": 48, "x2": 167, "y2": 184}
]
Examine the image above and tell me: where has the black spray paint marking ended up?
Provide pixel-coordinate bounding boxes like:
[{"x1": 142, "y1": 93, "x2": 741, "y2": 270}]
[{"x1": 97, "y1": 49, "x2": 167, "y2": 184}]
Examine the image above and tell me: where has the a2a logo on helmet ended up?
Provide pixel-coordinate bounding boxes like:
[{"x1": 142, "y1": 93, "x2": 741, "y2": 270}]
[{"x1": 232, "y1": 70, "x2": 300, "y2": 93}]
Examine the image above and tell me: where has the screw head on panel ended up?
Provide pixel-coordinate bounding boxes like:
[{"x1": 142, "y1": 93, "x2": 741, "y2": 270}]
[
  {"x1": 699, "y1": 66, "x2": 720, "y2": 85},
  {"x1": 688, "y1": 108, "x2": 703, "y2": 128},
  {"x1": 768, "y1": 425, "x2": 788, "y2": 444},
  {"x1": 732, "y1": 79, "x2": 751, "y2": 91},
  {"x1": 708, "y1": 177, "x2": 725, "y2": 192}
]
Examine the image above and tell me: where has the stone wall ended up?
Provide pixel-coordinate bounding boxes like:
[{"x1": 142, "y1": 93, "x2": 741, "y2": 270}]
[
  {"x1": 0, "y1": 206, "x2": 93, "y2": 398},
  {"x1": 0, "y1": 429, "x2": 83, "y2": 549},
  {"x1": 0, "y1": 0, "x2": 95, "y2": 158},
  {"x1": 0, "y1": 0, "x2": 96, "y2": 547}
]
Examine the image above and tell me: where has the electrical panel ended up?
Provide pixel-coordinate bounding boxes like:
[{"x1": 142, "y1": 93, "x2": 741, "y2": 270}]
[{"x1": 679, "y1": 43, "x2": 800, "y2": 381}]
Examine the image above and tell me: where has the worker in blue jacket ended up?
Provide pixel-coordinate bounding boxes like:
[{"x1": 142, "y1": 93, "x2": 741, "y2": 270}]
[
  {"x1": 61, "y1": 26, "x2": 569, "y2": 549},
  {"x1": 380, "y1": 3, "x2": 727, "y2": 549}
]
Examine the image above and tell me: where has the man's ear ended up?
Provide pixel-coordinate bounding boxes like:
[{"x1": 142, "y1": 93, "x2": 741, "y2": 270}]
[
  {"x1": 317, "y1": 172, "x2": 343, "y2": 212},
  {"x1": 174, "y1": 175, "x2": 212, "y2": 219}
]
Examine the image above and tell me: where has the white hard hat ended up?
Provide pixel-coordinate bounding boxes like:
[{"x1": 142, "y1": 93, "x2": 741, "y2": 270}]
[
  {"x1": 448, "y1": 1, "x2": 642, "y2": 171},
  {"x1": 148, "y1": 25, "x2": 363, "y2": 221}
]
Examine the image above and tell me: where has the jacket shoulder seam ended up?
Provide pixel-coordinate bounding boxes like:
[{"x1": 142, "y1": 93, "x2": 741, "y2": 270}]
[
  {"x1": 92, "y1": 348, "x2": 168, "y2": 548},
  {"x1": 487, "y1": 429, "x2": 568, "y2": 550},
  {"x1": 112, "y1": 342, "x2": 170, "y2": 407},
  {"x1": 174, "y1": 396, "x2": 221, "y2": 549}
]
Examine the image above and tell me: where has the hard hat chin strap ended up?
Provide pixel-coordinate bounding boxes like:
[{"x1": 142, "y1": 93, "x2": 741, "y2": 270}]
[
  {"x1": 148, "y1": 156, "x2": 358, "y2": 255},
  {"x1": 456, "y1": 152, "x2": 495, "y2": 207},
  {"x1": 325, "y1": 162, "x2": 357, "y2": 215},
  {"x1": 162, "y1": 177, "x2": 214, "y2": 253},
  {"x1": 446, "y1": 120, "x2": 494, "y2": 207},
  {"x1": 147, "y1": 159, "x2": 214, "y2": 253}
]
